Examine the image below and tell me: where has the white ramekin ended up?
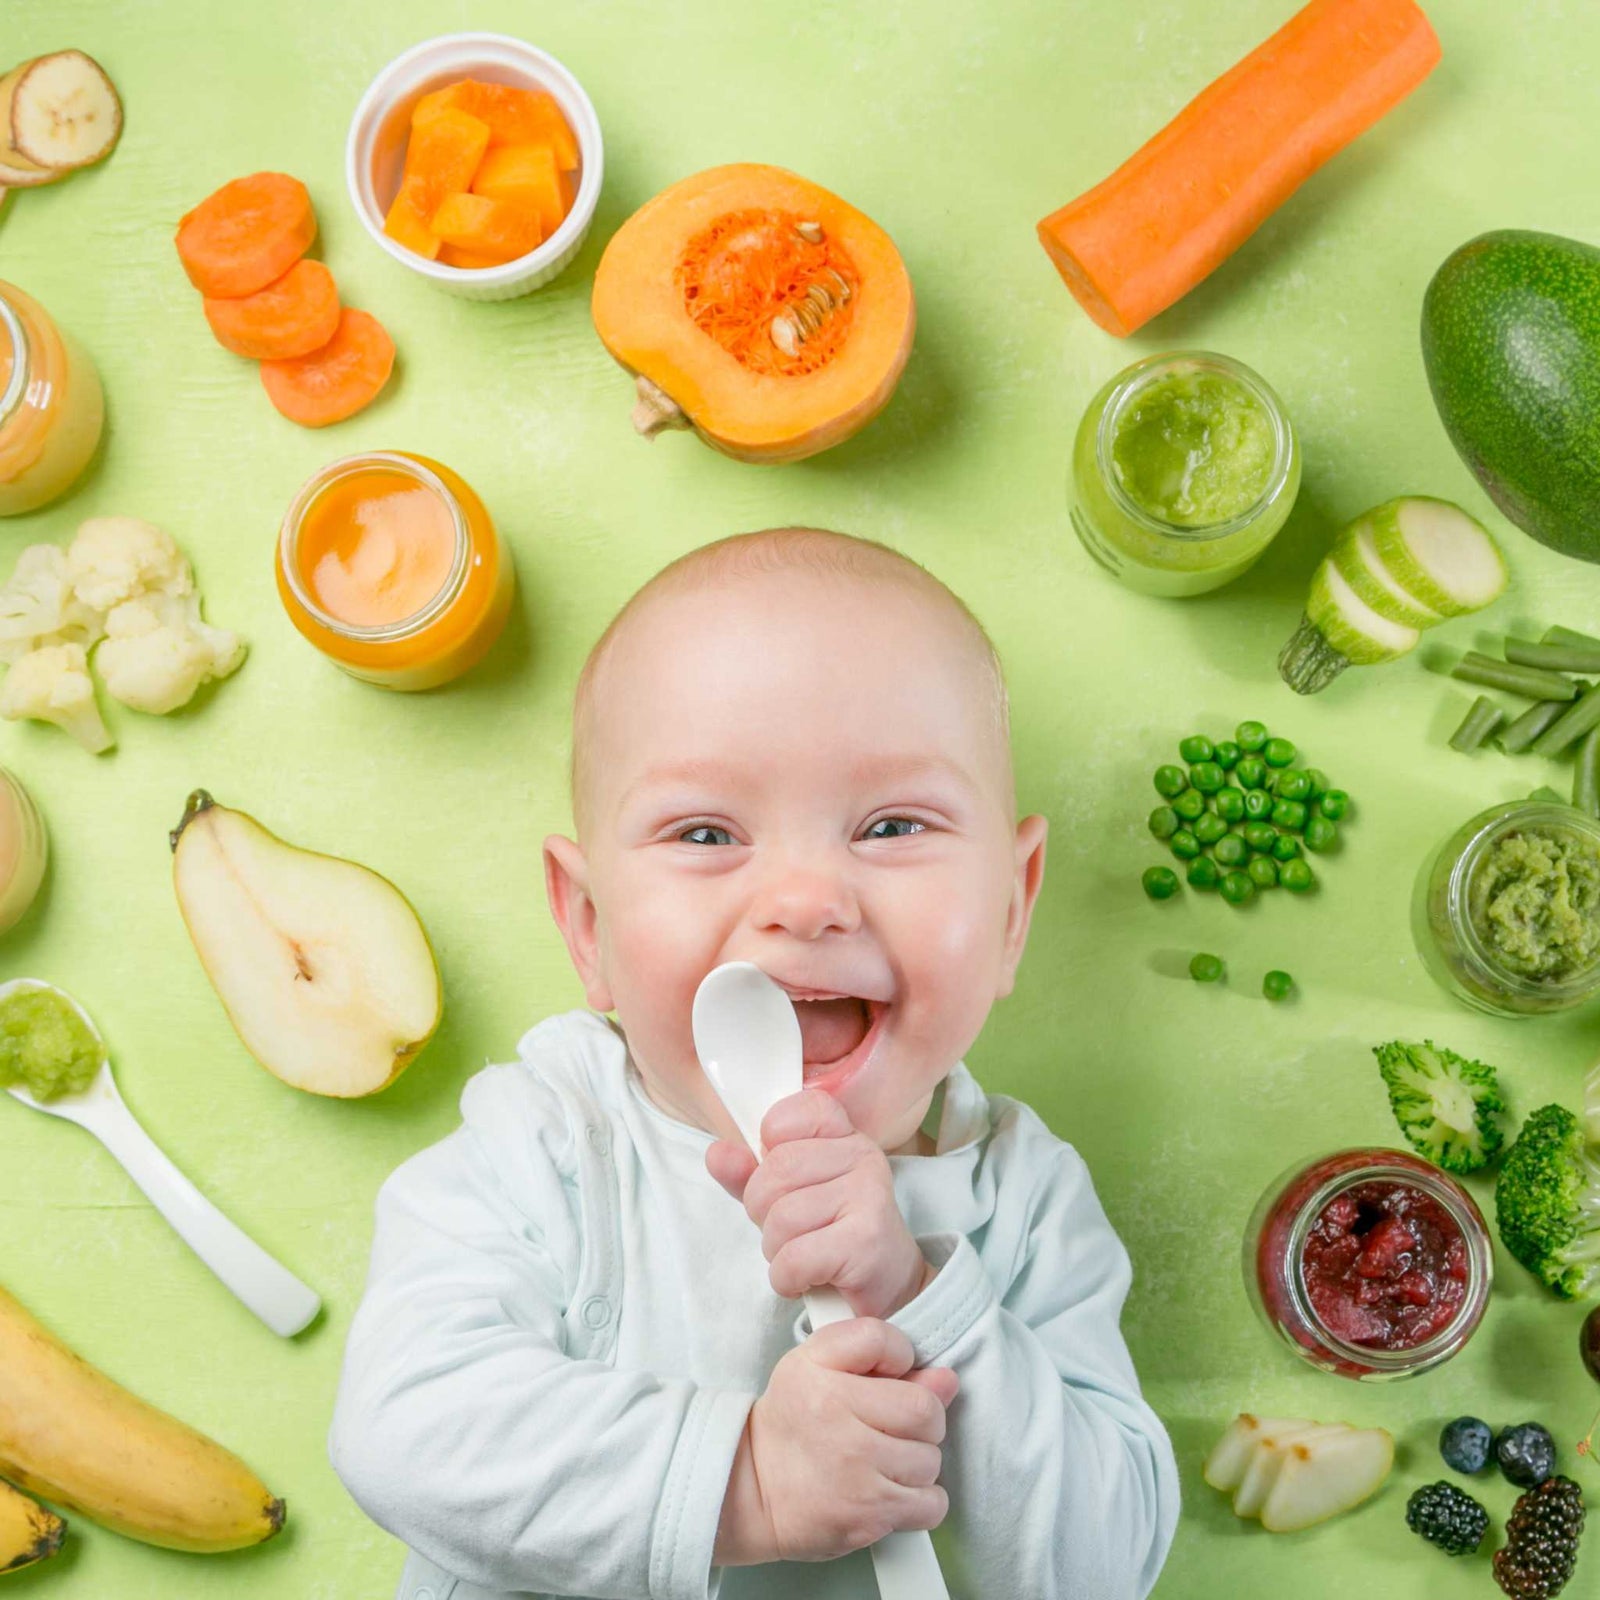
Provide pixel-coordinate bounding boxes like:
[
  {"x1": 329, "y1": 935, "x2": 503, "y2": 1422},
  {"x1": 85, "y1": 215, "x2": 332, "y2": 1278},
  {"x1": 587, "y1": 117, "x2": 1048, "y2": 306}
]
[{"x1": 346, "y1": 32, "x2": 603, "y2": 303}]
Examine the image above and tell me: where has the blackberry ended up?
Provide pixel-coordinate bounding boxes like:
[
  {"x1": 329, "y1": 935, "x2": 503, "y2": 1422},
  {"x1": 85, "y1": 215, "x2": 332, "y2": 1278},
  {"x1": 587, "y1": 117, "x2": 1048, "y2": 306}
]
[
  {"x1": 1493, "y1": 1476, "x2": 1585, "y2": 1599},
  {"x1": 1441, "y1": 1415, "x2": 1495, "y2": 1475},
  {"x1": 1498, "y1": 1422, "x2": 1558, "y2": 1489},
  {"x1": 1406, "y1": 1481, "x2": 1489, "y2": 1555}
]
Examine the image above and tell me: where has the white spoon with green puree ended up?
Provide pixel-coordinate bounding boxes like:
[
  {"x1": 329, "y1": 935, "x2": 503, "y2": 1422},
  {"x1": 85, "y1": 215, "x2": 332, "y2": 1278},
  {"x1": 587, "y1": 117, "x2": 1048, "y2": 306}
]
[
  {"x1": 692, "y1": 961, "x2": 951, "y2": 1600},
  {"x1": 0, "y1": 978, "x2": 321, "y2": 1338}
]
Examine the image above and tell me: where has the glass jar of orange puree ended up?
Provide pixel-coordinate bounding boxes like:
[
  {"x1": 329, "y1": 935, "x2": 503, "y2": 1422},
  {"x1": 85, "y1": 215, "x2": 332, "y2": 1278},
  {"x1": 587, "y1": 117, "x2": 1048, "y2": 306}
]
[
  {"x1": 0, "y1": 281, "x2": 105, "y2": 517},
  {"x1": 276, "y1": 452, "x2": 514, "y2": 691}
]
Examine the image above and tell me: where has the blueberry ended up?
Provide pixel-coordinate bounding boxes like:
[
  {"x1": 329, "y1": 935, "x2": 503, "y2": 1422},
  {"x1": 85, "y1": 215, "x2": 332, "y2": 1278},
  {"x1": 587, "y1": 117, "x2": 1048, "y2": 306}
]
[
  {"x1": 1439, "y1": 1416, "x2": 1494, "y2": 1475},
  {"x1": 1495, "y1": 1421, "x2": 1557, "y2": 1488}
]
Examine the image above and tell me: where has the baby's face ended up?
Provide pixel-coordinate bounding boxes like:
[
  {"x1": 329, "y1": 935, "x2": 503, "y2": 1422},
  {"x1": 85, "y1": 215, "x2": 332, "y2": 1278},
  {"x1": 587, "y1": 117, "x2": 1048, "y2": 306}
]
[{"x1": 544, "y1": 572, "x2": 1047, "y2": 1154}]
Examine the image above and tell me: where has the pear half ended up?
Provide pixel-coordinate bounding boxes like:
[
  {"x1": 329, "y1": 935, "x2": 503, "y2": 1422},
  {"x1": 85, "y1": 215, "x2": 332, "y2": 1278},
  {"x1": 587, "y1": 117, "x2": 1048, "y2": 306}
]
[{"x1": 171, "y1": 791, "x2": 441, "y2": 1097}]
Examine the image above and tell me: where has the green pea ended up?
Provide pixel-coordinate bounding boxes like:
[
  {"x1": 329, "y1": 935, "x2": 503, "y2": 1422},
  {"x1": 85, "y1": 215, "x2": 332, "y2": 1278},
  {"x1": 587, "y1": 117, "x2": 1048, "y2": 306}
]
[
  {"x1": 1247, "y1": 855, "x2": 1279, "y2": 889},
  {"x1": 1317, "y1": 789, "x2": 1350, "y2": 821},
  {"x1": 1271, "y1": 831, "x2": 1301, "y2": 862},
  {"x1": 1154, "y1": 764, "x2": 1189, "y2": 799},
  {"x1": 1193, "y1": 811, "x2": 1228, "y2": 845},
  {"x1": 1213, "y1": 740, "x2": 1242, "y2": 771},
  {"x1": 1235, "y1": 756, "x2": 1268, "y2": 790},
  {"x1": 1220, "y1": 871, "x2": 1255, "y2": 906},
  {"x1": 1213, "y1": 834, "x2": 1248, "y2": 868},
  {"x1": 1275, "y1": 769, "x2": 1312, "y2": 801},
  {"x1": 1271, "y1": 799, "x2": 1308, "y2": 831},
  {"x1": 1186, "y1": 856, "x2": 1220, "y2": 891},
  {"x1": 1304, "y1": 814, "x2": 1338, "y2": 854},
  {"x1": 1263, "y1": 737, "x2": 1296, "y2": 768},
  {"x1": 1243, "y1": 789, "x2": 1274, "y2": 820},
  {"x1": 1280, "y1": 858, "x2": 1315, "y2": 893},
  {"x1": 1189, "y1": 952, "x2": 1225, "y2": 983},
  {"x1": 1148, "y1": 805, "x2": 1179, "y2": 840},
  {"x1": 1236, "y1": 720, "x2": 1268, "y2": 753},
  {"x1": 1242, "y1": 820, "x2": 1276, "y2": 852},
  {"x1": 1142, "y1": 866, "x2": 1181, "y2": 901},
  {"x1": 1262, "y1": 970, "x2": 1295, "y2": 1002},
  {"x1": 1190, "y1": 761, "x2": 1225, "y2": 794},
  {"x1": 1178, "y1": 735, "x2": 1215, "y2": 764},
  {"x1": 1304, "y1": 769, "x2": 1330, "y2": 801},
  {"x1": 1173, "y1": 787, "x2": 1206, "y2": 821},
  {"x1": 1170, "y1": 829, "x2": 1201, "y2": 860},
  {"x1": 1213, "y1": 788, "x2": 1245, "y2": 823}
]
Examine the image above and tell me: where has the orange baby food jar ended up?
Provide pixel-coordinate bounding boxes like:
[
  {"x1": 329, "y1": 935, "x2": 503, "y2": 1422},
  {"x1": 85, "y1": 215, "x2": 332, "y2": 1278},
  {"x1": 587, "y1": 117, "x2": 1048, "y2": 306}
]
[
  {"x1": 276, "y1": 451, "x2": 514, "y2": 690},
  {"x1": 0, "y1": 281, "x2": 105, "y2": 517}
]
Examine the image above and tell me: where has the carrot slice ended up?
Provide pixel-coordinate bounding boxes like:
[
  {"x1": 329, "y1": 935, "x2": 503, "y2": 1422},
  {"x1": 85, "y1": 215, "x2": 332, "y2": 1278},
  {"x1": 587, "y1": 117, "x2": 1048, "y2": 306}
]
[
  {"x1": 176, "y1": 172, "x2": 317, "y2": 298},
  {"x1": 471, "y1": 143, "x2": 571, "y2": 236},
  {"x1": 383, "y1": 108, "x2": 491, "y2": 261},
  {"x1": 260, "y1": 307, "x2": 394, "y2": 428},
  {"x1": 1036, "y1": 0, "x2": 1441, "y2": 336},
  {"x1": 430, "y1": 193, "x2": 541, "y2": 261},
  {"x1": 415, "y1": 80, "x2": 579, "y2": 170},
  {"x1": 202, "y1": 258, "x2": 341, "y2": 360}
]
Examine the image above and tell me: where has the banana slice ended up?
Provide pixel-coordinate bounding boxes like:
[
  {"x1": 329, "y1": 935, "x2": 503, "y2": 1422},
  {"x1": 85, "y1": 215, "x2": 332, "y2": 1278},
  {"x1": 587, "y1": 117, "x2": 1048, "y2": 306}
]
[{"x1": 0, "y1": 51, "x2": 121, "y2": 176}]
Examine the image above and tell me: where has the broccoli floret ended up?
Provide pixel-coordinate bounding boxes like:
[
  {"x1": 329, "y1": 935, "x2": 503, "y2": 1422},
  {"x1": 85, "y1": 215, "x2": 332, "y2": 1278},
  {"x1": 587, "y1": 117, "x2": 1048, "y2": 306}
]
[
  {"x1": 1494, "y1": 1104, "x2": 1600, "y2": 1299},
  {"x1": 1374, "y1": 1039, "x2": 1507, "y2": 1174}
]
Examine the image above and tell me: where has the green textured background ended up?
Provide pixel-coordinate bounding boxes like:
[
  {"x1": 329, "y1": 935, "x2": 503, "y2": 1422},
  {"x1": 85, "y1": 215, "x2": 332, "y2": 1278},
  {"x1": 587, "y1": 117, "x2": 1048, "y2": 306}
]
[{"x1": 4, "y1": 1, "x2": 1600, "y2": 1595}]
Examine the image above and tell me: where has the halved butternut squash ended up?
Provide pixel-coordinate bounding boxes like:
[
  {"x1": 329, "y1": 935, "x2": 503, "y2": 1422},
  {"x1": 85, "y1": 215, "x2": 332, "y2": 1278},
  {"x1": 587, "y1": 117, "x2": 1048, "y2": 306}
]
[{"x1": 591, "y1": 164, "x2": 915, "y2": 464}]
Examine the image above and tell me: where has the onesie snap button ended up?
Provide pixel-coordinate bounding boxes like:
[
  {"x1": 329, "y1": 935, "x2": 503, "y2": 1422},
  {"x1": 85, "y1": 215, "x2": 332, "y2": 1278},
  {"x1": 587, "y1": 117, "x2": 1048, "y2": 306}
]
[
  {"x1": 581, "y1": 1295, "x2": 611, "y2": 1328},
  {"x1": 585, "y1": 1125, "x2": 609, "y2": 1157},
  {"x1": 414, "y1": 1589, "x2": 435, "y2": 1600}
]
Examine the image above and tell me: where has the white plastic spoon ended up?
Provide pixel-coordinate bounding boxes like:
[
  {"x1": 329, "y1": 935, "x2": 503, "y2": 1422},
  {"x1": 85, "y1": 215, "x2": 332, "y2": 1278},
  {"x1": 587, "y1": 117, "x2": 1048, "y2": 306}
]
[
  {"x1": 692, "y1": 961, "x2": 951, "y2": 1600},
  {"x1": 1, "y1": 979, "x2": 321, "y2": 1338}
]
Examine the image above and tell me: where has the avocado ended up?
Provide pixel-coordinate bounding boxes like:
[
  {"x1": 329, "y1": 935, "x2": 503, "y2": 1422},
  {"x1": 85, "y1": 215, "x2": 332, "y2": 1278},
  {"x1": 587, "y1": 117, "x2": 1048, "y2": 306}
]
[{"x1": 1421, "y1": 230, "x2": 1600, "y2": 564}]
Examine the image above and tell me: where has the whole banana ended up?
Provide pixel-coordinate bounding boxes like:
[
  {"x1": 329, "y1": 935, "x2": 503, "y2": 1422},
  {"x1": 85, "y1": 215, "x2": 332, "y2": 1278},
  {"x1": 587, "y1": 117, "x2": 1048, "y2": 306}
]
[
  {"x1": 0, "y1": 1285, "x2": 283, "y2": 1552},
  {"x1": 0, "y1": 1478, "x2": 65, "y2": 1574}
]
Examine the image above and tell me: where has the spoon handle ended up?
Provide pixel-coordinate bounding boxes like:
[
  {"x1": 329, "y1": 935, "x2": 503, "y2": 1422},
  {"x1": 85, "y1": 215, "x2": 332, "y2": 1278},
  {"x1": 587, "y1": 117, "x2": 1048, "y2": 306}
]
[{"x1": 86, "y1": 1096, "x2": 321, "y2": 1338}]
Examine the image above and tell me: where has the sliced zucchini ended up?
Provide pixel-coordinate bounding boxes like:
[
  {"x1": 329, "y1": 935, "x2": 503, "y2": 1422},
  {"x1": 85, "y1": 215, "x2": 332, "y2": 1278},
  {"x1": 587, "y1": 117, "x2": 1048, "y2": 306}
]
[
  {"x1": 1330, "y1": 516, "x2": 1444, "y2": 631},
  {"x1": 1368, "y1": 497, "x2": 1507, "y2": 618},
  {"x1": 1279, "y1": 559, "x2": 1421, "y2": 694}
]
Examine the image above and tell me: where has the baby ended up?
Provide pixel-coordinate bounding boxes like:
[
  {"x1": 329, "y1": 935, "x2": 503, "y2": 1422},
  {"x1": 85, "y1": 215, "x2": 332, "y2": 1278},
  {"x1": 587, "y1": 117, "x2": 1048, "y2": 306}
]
[{"x1": 330, "y1": 527, "x2": 1179, "y2": 1600}]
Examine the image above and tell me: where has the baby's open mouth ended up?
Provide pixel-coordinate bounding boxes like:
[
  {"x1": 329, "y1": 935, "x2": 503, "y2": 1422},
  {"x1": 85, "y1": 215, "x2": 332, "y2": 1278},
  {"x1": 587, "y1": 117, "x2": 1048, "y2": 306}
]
[{"x1": 792, "y1": 995, "x2": 875, "y2": 1067}]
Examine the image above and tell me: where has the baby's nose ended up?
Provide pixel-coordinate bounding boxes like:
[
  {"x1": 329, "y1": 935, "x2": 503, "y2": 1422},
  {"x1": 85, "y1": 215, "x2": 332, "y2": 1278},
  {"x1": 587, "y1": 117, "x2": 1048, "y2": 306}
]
[{"x1": 749, "y1": 861, "x2": 862, "y2": 940}]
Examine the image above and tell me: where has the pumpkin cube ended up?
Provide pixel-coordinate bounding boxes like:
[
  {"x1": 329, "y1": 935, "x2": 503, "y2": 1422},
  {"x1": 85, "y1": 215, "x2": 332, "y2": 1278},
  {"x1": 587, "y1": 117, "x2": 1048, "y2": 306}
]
[
  {"x1": 471, "y1": 143, "x2": 571, "y2": 237},
  {"x1": 429, "y1": 192, "x2": 542, "y2": 262},
  {"x1": 439, "y1": 242, "x2": 518, "y2": 271},
  {"x1": 384, "y1": 107, "x2": 491, "y2": 261},
  {"x1": 414, "y1": 79, "x2": 579, "y2": 170}
]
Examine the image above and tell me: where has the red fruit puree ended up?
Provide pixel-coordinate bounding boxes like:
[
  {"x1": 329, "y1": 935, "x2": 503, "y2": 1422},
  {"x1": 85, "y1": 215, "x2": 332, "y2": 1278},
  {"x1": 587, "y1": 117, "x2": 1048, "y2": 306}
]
[{"x1": 1299, "y1": 1179, "x2": 1467, "y2": 1350}]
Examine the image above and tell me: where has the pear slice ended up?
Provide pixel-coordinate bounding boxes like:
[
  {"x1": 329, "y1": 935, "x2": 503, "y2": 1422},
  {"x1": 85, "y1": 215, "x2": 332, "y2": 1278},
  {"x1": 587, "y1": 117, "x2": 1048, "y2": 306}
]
[
  {"x1": 1202, "y1": 1415, "x2": 1313, "y2": 1493},
  {"x1": 171, "y1": 791, "x2": 441, "y2": 1097},
  {"x1": 1230, "y1": 1424, "x2": 1348, "y2": 1520},
  {"x1": 1259, "y1": 1426, "x2": 1394, "y2": 1533}
]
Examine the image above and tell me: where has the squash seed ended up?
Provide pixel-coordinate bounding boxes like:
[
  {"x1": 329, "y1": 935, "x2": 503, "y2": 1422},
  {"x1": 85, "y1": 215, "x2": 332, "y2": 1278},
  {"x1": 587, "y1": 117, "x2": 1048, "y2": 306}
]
[
  {"x1": 770, "y1": 314, "x2": 799, "y2": 356},
  {"x1": 826, "y1": 268, "x2": 851, "y2": 302},
  {"x1": 795, "y1": 220, "x2": 823, "y2": 244},
  {"x1": 806, "y1": 284, "x2": 833, "y2": 313}
]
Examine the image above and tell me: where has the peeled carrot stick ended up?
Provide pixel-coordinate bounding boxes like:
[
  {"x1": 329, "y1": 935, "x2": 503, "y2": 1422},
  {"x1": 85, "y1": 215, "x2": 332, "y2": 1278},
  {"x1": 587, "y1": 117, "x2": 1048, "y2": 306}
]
[
  {"x1": 1037, "y1": 0, "x2": 1441, "y2": 336},
  {"x1": 203, "y1": 258, "x2": 341, "y2": 361},
  {"x1": 176, "y1": 172, "x2": 317, "y2": 298},
  {"x1": 260, "y1": 307, "x2": 394, "y2": 428}
]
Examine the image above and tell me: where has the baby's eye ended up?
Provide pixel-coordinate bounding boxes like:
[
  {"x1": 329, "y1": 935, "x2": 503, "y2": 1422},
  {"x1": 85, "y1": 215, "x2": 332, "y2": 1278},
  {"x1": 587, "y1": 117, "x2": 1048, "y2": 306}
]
[
  {"x1": 679, "y1": 824, "x2": 736, "y2": 846},
  {"x1": 862, "y1": 817, "x2": 925, "y2": 840}
]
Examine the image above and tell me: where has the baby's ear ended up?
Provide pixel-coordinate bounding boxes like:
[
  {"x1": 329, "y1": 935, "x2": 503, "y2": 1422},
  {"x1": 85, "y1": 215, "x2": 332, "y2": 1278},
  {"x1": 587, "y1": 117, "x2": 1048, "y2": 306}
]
[
  {"x1": 995, "y1": 813, "x2": 1048, "y2": 999},
  {"x1": 542, "y1": 834, "x2": 614, "y2": 1011}
]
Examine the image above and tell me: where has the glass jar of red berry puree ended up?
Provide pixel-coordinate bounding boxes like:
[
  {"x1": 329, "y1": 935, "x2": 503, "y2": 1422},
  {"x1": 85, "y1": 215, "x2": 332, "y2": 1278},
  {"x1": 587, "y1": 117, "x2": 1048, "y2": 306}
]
[{"x1": 1245, "y1": 1148, "x2": 1492, "y2": 1381}]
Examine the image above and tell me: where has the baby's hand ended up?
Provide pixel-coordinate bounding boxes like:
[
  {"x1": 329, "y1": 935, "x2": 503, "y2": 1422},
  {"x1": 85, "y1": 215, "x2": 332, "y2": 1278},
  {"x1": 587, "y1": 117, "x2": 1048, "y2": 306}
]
[
  {"x1": 715, "y1": 1317, "x2": 958, "y2": 1565},
  {"x1": 706, "y1": 1089, "x2": 932, "y2": 1320}
]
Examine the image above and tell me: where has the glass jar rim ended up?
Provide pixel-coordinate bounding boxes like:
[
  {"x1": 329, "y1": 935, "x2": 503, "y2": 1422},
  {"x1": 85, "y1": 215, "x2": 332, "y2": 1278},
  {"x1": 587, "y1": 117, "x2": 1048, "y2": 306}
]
[
  {"x1": 1093, "y1": 350, "x2": 1295, "y2": 543},
  {"x1": 277, "y1": 451, "x2": 469, "y2": 642},
  {"x1": 1446, "y1": 800, "x2": 1600, "y2": 1002},
  {"x1": 0, "y1": 292, "x2": 28, "y2": 430},
  {"x1": 1279, "y1": 1158, "x2": 1492, "y2": 1373}
]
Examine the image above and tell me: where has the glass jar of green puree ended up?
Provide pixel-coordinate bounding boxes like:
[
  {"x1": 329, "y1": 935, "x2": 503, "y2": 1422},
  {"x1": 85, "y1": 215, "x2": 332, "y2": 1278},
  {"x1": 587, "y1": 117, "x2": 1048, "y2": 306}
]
[
  {"x1": 1413, "y1": 800, "x2": 1600, "y2": 1018},
  {"x1": 1070, "y1": 351, "x2": 1300, "y2": 598}
]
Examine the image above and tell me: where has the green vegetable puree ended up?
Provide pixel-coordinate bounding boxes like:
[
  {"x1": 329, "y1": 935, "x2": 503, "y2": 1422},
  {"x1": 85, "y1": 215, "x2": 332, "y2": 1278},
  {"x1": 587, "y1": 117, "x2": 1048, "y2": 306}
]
[
  {"x1": 1469, "y1": 825, "x2": 1600, "y2": 982},
  {"x1": 1110, "y1": 365, "x2": 1276, "y2": 529},
  {"x1": 0, "y1": 988, "x2": 102, "y2": 1100}
]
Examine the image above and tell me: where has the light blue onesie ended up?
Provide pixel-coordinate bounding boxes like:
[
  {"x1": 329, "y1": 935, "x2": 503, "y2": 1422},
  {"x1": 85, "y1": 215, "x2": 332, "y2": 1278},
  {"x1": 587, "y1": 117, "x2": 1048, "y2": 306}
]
[{"x1": 330, "y1": 1009, "x2": 1180, "y2": 1600}]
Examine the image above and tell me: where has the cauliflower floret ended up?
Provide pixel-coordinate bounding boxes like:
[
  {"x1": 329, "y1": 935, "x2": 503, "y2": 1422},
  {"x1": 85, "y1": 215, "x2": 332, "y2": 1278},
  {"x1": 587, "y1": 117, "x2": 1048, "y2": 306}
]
[
  {"x1": 66, "y1": 517, "x2": 192, "y2": 612},
  {"x1": 0, "y1": 544, "x2": 104, "y2": 664},
  {"x1": 94, "y1": 590, "x2": 246, "y2": 715},
  {"x1": 0, "y1": 643, "x2": 114, "y2": 753}
]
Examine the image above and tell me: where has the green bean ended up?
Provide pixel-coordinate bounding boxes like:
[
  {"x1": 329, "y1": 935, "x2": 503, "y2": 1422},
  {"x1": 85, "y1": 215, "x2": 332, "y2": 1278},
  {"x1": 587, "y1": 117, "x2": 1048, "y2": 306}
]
[
  {"x1": 1194, "y1": 811, "x2": 1228, "y2": 846},
  {"x1": 1173, "y1": 787, "x2": 1207, "y2": 820},
  {"x1": 1543, "y1": 625, "x2": 1600, "y2": 651},
  {"x1": 1449, "y1": 695, "x2": 1505, "y2": 753},
  {"x1": 1506, "y1": 638, "x2": 1600, "y2": 674},
  {"x1": 1577, "y1": 727, "x2": 1600, "y2": 818},
  {"x1": 1142, "y1": 866, "x2": 1180, "y2": 900},
  {"x1": 1498, "y1": 697, "x2": 1568, "y2": 754},
  {"x1": 1178, "y1": 735, "x2": 1215, "y2": 764},
  {"x1": 1262, "y1": 970, "x2": 1295, "y2": 1002},
  {"x1": 1451, "y1": 651, "x2": 1579, "y2": 701},
  {"x1": 1531, "y1": 681, "x2": 1600, "y2": 758},
  {"x1": 1190, "y1": 952, "x2": 1225, "y2": 983},
  {"x1": 1186, "y1": 856, "x2": 1220, "y2": 891}
]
